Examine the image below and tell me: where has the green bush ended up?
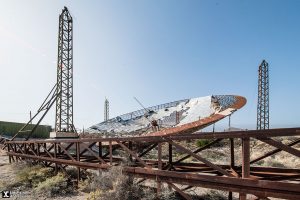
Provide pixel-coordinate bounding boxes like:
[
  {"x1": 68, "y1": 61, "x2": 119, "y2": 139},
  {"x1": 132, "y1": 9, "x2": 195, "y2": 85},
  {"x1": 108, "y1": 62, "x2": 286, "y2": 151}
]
[{"x1": 196, "y1": 139, "x2": 212, "y2": 148}]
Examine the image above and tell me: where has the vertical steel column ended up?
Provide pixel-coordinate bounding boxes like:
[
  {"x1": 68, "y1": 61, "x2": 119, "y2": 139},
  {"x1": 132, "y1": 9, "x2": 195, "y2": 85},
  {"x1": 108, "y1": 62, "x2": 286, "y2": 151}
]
[
  {"x1": 58, "y1": 145, "x2": 61, "y2": 154},
  {"x1": 230, "y1": 139, "x2": 235, "y2": 168},
  {"x1": 168, "y1": 143, "x2": 173, "y2": 170},
  {"x1": 228, "y1": 114, "x2": 234, "y2": 200},
  {"x1": 129, "y1": 141, "x2": 133, "y2": 162},
  {"x1": 168, "y1": 142, "x2": 173, "y2": 190},
  {"x1": 14, "y1": 143, "x2": 19, "y2": 162},
  {"x1": 228, "y1": 191, "x2": 233, "y2": 200},
  {"x1": 97, "y1": 142, "x2": 102, "y2": 175},
  {"x1": 55, "y1": 7, "x2": 75, "y2": 132},
  {"x1": 240, "y1": 137, "x2": 250, "y2": 200},
  {"x1": 228, "y1": 137, "x2": 235, "y2": 200},
  {"x1": 109, "y1": 141, "x2": 112, "y2": 165},
  {"x1": 242, "y1": 138, "x2": 250, "y2": 177},
  {"x1": 37, "y1": 143, "x2": 40, "y2": 164},
  {"x1": 257, "y1": 60, "x2": 269, "y2": 130},
  {"x1": 24, "y1": 143, "x2": 27, "y2": 154},
  {"x1": 157, "y1": 142, "x2": 162, "y2": 196},
  {"x1": 8, "y1": 144, "x2": 11, "y2": 164},
  {"x1": 54, "y1": 143, "x2": 58, "y2": 174},
  {"x1": 76, "y1": 142, "x2": 80, "y2": 182},
  {"x1": 98, "y1": 142, "x2": 102, "y2": 158},
  {"x1": 43, "y1": 143, "x2": 46, "y2": 154}
]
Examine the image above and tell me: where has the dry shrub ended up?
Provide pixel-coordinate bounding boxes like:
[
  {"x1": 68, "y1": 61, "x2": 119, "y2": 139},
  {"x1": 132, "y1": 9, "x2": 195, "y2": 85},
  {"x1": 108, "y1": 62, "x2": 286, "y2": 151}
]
[
  {"x1": 0, "y1": 180, "x2": 4, "y2": 190},
  {"x1": 33, "y1": 172, "x2": 74, "y2": 197},
  {"x1": 83, "y1": 166, "x2": 178, "y2": 200},
  {"x1": 86, "y1": 166, "x2": 144, "y2": 200},
  {"x1": 156, "y1": 186, "x2": 177, "y2": 200},
  {"x1": 4, "y1": 163, "x2": 75, "y2": 197},
  {"x1": 198, "y1": 190, "x2": 227, "y2": 200},
  {"x1": 15, "y1": 164, "x2": 53, "y2": 188}
]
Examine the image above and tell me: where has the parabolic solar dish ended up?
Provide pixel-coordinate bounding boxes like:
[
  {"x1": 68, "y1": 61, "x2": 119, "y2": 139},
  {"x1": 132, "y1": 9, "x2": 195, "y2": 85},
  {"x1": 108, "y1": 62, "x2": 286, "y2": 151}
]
[{"x1": 87, "y1": 95, "x2": 246, "y2": 137}]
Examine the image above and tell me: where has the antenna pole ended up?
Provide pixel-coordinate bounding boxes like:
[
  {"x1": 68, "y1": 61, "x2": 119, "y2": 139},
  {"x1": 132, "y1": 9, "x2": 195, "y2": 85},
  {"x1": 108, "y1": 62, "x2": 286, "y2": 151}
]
[
  {"x1": 104, "y1": 98, "x2": 109, "y2": 121},
  {"x1": 133, "y1": 97, "x2": 149, "y2": 112}
]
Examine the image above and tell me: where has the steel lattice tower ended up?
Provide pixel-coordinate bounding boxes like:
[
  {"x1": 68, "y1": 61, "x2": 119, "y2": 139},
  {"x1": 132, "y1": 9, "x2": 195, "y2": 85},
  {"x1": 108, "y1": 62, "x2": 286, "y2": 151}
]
[
  {"x1": 104, "y1": 98, "x2": 109, "y2": 121},
  {"x1": 55, "y1": 7, "x2": 75, "y2": 132},
  {"x1": 257, "y1": 60, "x2": 269, "y2": 130}
]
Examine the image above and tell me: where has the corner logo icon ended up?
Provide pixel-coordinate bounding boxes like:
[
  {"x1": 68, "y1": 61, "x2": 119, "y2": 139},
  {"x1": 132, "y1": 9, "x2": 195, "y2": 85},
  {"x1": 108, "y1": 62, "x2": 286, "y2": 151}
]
[{"x1": 1, "y1": 191, "x2": 10, "y2": 198}]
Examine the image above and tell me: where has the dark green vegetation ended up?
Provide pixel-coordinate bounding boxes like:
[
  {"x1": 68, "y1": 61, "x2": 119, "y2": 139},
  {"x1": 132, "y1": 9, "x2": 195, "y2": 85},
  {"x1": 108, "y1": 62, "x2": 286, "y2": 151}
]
[
  {"x1": 0, "y1": 121, "x2": 51, "y2": 138},
  {"x1": 196, "y1": 139, "x2": 213, "y2": 148}
]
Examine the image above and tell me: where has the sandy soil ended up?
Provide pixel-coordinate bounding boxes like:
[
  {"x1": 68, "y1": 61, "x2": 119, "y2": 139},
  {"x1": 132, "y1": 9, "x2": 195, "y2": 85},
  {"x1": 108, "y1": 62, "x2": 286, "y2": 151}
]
[
  {"x1": 0, "y1": 149, "x2": 17, "y2": 193},
  {"x1": 0, "y1": 149, "x2": 88, "y2": 200}
]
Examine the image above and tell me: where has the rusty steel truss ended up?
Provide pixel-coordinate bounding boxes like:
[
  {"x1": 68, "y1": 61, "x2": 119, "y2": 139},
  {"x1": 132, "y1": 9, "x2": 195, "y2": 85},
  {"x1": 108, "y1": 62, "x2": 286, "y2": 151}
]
[
  {"x1": 257, "y1": 60, "x2": 269, "y2": 130},
  {"x1": 2, "y1": 128, "x2": 300, "y2": 200}
]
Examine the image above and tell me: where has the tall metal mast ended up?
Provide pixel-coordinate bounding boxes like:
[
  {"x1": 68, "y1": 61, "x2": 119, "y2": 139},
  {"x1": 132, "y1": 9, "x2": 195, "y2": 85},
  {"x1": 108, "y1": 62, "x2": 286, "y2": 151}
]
[
  {"x1": 104, "y1": 98, "x2": 109, "y2": 121},
  {"x1": 257, "y1": 60, "x2": 269, "y2": 130},
  {"x1": 55, "y1": 7, "x2": 75, "y2": 132},
  {"x1": 10, "y1": 7, "x2": 75, "y2": 141}
]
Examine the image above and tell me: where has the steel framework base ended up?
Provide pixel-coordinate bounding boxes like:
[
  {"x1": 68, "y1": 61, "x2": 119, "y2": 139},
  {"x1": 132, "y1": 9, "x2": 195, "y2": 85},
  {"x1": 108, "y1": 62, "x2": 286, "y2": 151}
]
[{"x1": 2, "y1": 128, "x2": 300, "y2": 200}]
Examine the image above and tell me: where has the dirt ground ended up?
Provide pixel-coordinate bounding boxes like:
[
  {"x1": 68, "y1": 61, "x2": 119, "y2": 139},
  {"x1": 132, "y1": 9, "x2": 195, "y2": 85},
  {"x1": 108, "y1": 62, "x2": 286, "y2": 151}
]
[{"x1": 0, "y1": 149, "x2": 88, "y2": 200}]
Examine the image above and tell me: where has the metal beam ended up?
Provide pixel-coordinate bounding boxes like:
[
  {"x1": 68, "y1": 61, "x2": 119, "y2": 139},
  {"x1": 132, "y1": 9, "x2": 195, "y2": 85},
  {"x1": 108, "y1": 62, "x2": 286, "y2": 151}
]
[{"x1": 6, "y1": 128, "x2": 300, "y2": 144}]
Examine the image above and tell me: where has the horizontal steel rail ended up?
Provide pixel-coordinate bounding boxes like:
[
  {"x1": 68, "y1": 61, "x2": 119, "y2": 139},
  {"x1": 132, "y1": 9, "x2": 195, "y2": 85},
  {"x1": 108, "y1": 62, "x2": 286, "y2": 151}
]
[{"x1": 5, "y1": 127, "x2": 300, "y2": 144}]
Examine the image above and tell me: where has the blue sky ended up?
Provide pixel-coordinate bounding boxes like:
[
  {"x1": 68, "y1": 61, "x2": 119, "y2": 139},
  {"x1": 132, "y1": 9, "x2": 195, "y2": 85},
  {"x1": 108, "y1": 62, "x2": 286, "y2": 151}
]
[{"x1": 0, "y1": 0, "x2": 299, "y2": 131}]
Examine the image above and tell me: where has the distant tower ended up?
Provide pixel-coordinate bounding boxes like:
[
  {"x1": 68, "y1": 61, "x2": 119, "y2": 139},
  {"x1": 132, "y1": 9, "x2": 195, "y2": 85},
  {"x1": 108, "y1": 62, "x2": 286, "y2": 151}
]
[
  {"x1": 55, "y1": 7, "x2": 75, "y2": 132},
  {"x1": 104, "y1": 98, "x2": 109, "y2": 121},
  {"x1": 257, "y1": 60, "x2": 269, "y2": 130}
]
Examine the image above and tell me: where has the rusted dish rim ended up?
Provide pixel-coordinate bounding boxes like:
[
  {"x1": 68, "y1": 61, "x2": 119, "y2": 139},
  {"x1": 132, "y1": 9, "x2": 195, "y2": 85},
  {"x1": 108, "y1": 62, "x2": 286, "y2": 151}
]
[{"x1": 146, "y1": 95, "x2": 247, "y2": 137}]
